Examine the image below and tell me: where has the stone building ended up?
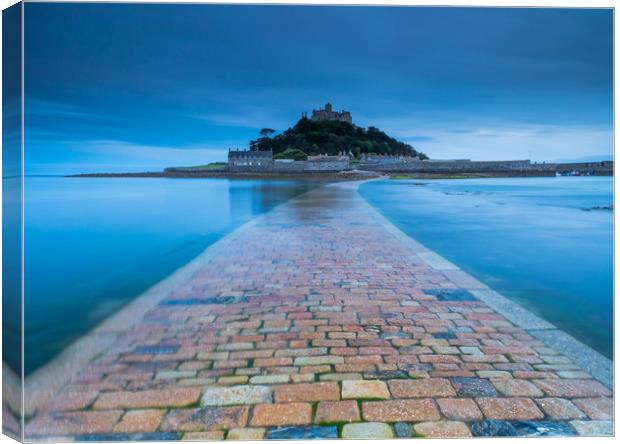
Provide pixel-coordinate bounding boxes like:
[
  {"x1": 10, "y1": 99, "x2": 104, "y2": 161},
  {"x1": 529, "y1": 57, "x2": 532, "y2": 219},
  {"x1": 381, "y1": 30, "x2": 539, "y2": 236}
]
[
  {"x1": 360, "y1": 154, "x2": 422, "y2": 164},
  {"x1": 304, "y1": 102, "x2": 352, "y2": 124},
  {"x1": 228, "y1": 149, "x2": 273, "y2": 171},
  {"x1": 226, "y1": 149, "x2": 351, "y2": 173},
  {"x1": 305, "y1": 155, "x2": 351, "y2": 171}
]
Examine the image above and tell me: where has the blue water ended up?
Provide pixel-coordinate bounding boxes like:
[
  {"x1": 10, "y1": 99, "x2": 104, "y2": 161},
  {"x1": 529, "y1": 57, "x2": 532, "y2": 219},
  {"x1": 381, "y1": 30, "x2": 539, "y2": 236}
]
[
  {"x1": 22, "y1": 177, "x2": 319, "y2": 374},
  {"x1": 360, "y1": 177, "x2": 613, "y2": 359}
]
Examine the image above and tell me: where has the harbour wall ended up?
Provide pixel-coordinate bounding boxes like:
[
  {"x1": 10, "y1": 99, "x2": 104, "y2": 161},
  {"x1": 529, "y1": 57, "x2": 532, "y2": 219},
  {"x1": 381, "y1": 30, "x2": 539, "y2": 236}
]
[
  {"x1": 166, "y1": 159, "x2": 613, "y2": 176},
  {"x1": 169, "y1": 159, "x2": 351, "y2": 174},
  {"x1": 357, "y1": 159, "x2": 547, "y2": 175},
  {"x1": 357, "y1": 159, "x2": 613, "y2": 176},
  {"x1": 549, "y1": 161, "x2": 613, "y2": 176}
]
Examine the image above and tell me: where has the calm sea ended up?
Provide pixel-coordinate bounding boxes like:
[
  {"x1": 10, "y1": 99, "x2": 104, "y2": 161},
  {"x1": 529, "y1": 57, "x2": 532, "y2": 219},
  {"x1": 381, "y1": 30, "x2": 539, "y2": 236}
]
[
  {"x1": 360, "y1": 177, "x2": 613, "y2": 359},
  {"x1": 21, "y1": 177, "x2": 319, "y2": 374}
]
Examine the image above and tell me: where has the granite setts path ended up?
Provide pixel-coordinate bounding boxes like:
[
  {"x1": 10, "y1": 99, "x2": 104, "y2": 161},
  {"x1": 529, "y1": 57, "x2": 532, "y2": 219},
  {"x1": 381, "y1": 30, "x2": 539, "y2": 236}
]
[{"x1": 25, "y1": 181, "x2": 613, "y2": 440}]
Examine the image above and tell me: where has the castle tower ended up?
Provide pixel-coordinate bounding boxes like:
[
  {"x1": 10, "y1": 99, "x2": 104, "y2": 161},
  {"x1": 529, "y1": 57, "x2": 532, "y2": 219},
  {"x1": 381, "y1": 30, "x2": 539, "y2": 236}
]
[{"x1": 309, "y1": 102, "x2": 352, "y2": 124}]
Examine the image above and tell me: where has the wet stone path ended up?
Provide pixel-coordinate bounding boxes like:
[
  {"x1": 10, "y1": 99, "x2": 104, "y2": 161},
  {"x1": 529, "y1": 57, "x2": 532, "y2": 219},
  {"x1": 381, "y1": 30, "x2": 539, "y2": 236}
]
[{"x1": 26, "y1": 182, "x2": 613, "y2": 440}]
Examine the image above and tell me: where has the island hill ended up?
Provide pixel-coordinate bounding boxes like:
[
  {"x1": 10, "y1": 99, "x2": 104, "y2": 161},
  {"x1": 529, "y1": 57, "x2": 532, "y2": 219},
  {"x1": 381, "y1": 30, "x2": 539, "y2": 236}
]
[
  {"x1": 247, "y1": 103, "x2": 428, "y2": 162},
  {"x1": 168, "y1": 102, "x2": 429, "y2": 178},
  {"x1": 71, "y1": 102, "x2": 613, "y2": 179}
]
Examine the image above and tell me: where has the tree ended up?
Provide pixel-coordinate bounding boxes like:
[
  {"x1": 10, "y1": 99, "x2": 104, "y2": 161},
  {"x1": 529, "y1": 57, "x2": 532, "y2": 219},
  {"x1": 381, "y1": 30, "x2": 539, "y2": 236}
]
[
  {"x1": 293, "y1": 116, "x2": 313, "y2": 133},
  {"x1": 259, "y1": 128, "x2": 275, "y2": 138},
  {"x1": 274, "y1": 148, "x2": 308, "y2": 161}
]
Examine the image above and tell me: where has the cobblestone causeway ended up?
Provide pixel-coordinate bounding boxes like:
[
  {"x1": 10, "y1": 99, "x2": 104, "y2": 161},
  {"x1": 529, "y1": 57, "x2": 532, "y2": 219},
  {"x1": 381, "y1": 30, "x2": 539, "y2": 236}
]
[{"x1": 24, "y1": 181, "x2": 614, "y2": 440}]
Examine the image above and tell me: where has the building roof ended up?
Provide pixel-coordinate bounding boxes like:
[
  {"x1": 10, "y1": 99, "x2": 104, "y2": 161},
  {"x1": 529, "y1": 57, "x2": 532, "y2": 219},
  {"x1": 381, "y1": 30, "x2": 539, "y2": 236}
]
[
  {"x1": 307, "y1": 155, "x2": 349, "y2": 162},
  {"x1": 228, "y1": 149, "x2": 272, "y2": 158}
]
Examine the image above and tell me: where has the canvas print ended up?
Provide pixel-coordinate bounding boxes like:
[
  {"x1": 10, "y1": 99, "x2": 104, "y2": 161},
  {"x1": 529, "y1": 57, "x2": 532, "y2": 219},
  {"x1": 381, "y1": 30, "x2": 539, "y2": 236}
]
[{"x1": 1, "y1": 1, "x2": 614, "y2": 441}]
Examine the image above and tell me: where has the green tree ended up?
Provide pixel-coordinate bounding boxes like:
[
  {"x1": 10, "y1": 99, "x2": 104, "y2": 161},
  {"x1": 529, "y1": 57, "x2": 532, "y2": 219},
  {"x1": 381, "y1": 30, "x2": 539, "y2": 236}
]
[
  {"x1": 273, "y1": 148, "x2": 308, "y2": 161},
  {"x1": 259, "y1": 128, "x2": 275, "y2": 138}
]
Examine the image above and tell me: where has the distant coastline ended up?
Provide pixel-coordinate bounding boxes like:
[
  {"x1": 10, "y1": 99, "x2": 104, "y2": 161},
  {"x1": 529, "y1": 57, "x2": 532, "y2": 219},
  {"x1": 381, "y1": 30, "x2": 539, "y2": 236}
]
[
  {"x1": 66, "y1": 170, "x2": 382, "y2": 180},
  {"x1": 66, "y1": 164, "x2": 613, "y2": 180},
  {"x1": 66, "y1": 154, "x2": 613, "y2": 180},
  {"x1": 65, "y1": 170, "x2": 558, "y2": 180}
]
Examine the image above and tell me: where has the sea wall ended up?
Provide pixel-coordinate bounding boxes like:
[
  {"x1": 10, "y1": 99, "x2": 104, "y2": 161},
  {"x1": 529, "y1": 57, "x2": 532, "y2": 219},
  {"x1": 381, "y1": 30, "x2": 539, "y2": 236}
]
[
  {"x1": 549, "y1": 161, "x2": 613, "y2": 176},
  {"x1": 163, "y1": 167, "x2": 227, "y2": 173},
  {"x1": 356, "y1": 159, "x2": 613, "y2": 176},
  {"x1": 357, "y1": 159, "x2": 552, "y2": 175},
  {"x1": 222, "y1": 159, "x2": 352, "y2": 173},
  {"x1": 301, "y1": 159, "x2": 351, "y2": 171}
]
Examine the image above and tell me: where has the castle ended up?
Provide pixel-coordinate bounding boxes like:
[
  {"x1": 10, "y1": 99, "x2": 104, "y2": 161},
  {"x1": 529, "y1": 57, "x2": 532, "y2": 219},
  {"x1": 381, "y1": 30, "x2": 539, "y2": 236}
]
[{"x1": 302, "y1": 102, "x2": 352, "y2": 124}]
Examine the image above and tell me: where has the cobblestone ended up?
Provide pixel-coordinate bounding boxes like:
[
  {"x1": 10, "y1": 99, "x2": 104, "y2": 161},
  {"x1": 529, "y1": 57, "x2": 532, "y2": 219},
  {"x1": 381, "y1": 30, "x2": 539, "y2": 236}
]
[
  {"x1": 251, "y1": 403, "x2": 312, "y2": 427},
  {"x1": 535, "y1": 398, "x2": 586, "y2": 420},
  {"x1": 414, "y1": 421, "x2": 472, "y2": 438},
  {"x1": 534, "y1": 379, "x2": 611, "y2": 397},
  {"x1": 450, "y1": 377, "x2": 498, "y2": 397},
  {"x1": 161, "y1": 406, "x2": 249, "y2": 432},
  {"x1": 113, "y1": 410, "x2": 165, "y2": 433},
  {"x1": 315, "y1": 401, "x2": 360, "y2": 424},
  {"x1": 491, "y1": 379, "x2": 544, "y2": 397},
  {"x1": 182, "y1": 431, "x2": 224, "y2": 440},
  {"x1": 362, "y1": 399, "x2": 440, "y2": 422},
  {"x1": 341, "y1": 380, "x2": 390, "y2": 400},
  {"x1": 393, "y1": 422, "x2": 413, "y2": 438},
  {"x1": 94, "y1": 388, "x2": 201, "y2": 409},
  {"x1": 388, "y1": 378, "x2": 455, "y2": 398},
  {"x1": 341, "y1": 422, "x2": 394, "y2": 439},
  {"x1": 26, "y1": 411, "x2": 124, "y2": 436},
  {"x1": 202, "y1": 385, "x2": 272, "y2": 406},
  {"x1": 572, "y1": 397, "x2": 614, "y2": 420},
  {"x1": 570, "y1": 420, "x2": 614, "y2": 436},
  {"x1": 226, "y1": 427, "x2": 266, "y2": 440},
  {"x1": 436, "y1": 398, "x2": 483, "y2": 420},
  {"x1": 477, "y1": 398, "x2": 545, "y2": 420},
  {"x1": 48, "y1": 391, "x2": 99, "y2": 411},
  {"x1": 273, "y1": 382, "x2": 340, "y2": 403}
]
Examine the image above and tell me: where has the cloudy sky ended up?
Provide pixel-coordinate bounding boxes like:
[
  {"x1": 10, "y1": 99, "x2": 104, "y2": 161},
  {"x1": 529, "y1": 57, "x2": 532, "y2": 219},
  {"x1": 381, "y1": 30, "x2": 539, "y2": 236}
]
[{"x1": 25, "y1": 4, "x2": 613, "y2": 174}]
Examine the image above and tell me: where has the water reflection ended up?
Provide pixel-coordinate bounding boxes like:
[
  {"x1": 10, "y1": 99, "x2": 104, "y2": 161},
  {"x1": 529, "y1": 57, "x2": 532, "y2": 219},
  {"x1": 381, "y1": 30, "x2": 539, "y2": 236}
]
[
  {"x1": 275, "y1": 182, "x2": 356, "y2": 223},
  {"x1": 228, "y1": 179, "x2": 319, "y2": 224},
  {"x1": 23, "y1": 178, "x2": 319, "y2": 375}
]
